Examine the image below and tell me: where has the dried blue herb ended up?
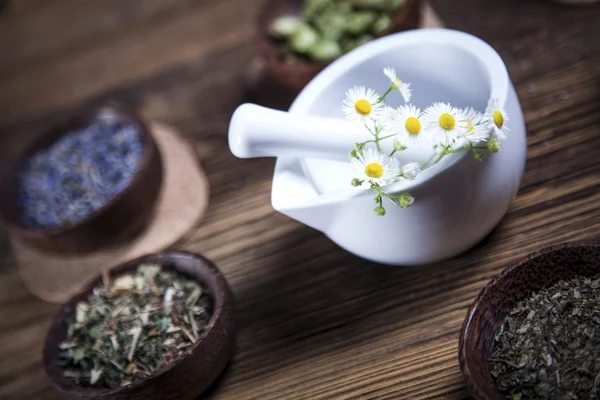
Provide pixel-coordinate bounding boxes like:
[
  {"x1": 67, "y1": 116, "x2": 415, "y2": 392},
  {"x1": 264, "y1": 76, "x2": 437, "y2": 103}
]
[{"x1": 18, "y1": 114, "x2": 144, "y2": 229}]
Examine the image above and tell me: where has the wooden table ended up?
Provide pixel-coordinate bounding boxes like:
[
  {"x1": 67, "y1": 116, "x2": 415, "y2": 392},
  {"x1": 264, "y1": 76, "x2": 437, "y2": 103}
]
[{"x1": 1, "y1": 1, "x2": 599, "y2": 399}]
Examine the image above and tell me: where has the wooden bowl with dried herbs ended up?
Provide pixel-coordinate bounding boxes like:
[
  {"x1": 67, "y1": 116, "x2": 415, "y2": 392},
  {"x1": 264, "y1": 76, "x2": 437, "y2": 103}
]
[
  {"x1": 0, "y1": 106, "x2": 163, "y2": 254},
  {"x1": 459, "y1": 241, "x2": 600, "y2": 400},
  {"x1": 257, "y1": 0, "x2": 421, "y2": 92},
  {"x1": 42, "y1": 251, "x2": 236, "y2": 400}
]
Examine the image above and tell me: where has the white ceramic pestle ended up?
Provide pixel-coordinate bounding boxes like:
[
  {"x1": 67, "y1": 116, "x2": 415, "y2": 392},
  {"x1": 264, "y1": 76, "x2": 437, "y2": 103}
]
[
  {"x1": 229, "y1": 103, "x2": 373, "y2": 162},
  {"x1": 228, "y1": 28, "x2": 527, "y2": 266}
]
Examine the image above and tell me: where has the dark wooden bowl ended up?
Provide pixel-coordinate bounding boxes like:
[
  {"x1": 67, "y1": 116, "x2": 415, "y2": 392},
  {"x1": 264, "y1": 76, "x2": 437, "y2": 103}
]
[
  {"x1": 43, "y1": 250, "x2": 236, "y2": 400},
  {"x1": 257, "y1": 0, "x2": 422, "y2": 93},
  {"x1": 0, "y1": 106, "x2": 163, "y2": 254},
  {"x1": 458, "y1": 240, "x2": 600, "y2": 400}
]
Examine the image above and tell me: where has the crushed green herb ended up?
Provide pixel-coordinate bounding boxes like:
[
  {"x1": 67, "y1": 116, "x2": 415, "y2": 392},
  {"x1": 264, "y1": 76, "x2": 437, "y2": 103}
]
[
  {"x1": 57, "y1": 264, "x2": 212, "y2": 388},
  {"x1": 490, "y1": 274, "x2": 600, "y2": 400}
]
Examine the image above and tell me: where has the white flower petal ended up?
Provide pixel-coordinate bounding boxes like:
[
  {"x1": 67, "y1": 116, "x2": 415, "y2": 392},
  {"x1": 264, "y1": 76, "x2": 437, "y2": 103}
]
[
  {"x1": 484, "y1": 98, "x2": 510, "y2": 140},
  {"x1": 459, "y1": 107, "x2": 490, "y2": 145},
  {"x1": 401, "y1": 162, "x2": 422, "y2": 180},
  {"x1": 383, "y1": 67, "x2": 411, "y2": 102},
  {"x1": 351, "y1": 148, "x2": 400, "y2": 187},
  {"x1": 387, "y1": 105, "x2": 429, "y2": 149},
  {"x1": 342, "y1": 86, "x2": 384, "y2": 123},
  {"x1": 422, "y1": 102, "x2": 468, "y2": 146}
]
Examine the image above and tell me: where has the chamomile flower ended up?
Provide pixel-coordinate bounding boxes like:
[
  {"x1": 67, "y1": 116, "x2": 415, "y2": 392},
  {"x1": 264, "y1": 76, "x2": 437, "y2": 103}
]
[
  {"x1": 342, "y1": 86, "x2": 384, "y2": 123},
  {"x1": 484, "y1": 98, "x2": 510, "y2": 140},
  {"x1": 351, "y1": 148, "x2": 400, "y2": 187},
  {"x1": 387, "y1": 105, "x2": 429, "y2": 149},
  {"x1": 383, "y1": 67, "x2": 412, "y2": 102},
  {"x1": 460, "y1": 107, "x2": 490, "y2": 145},
  {"x1": 422, "y1": 103, "x2": 468, "y2": 146}
]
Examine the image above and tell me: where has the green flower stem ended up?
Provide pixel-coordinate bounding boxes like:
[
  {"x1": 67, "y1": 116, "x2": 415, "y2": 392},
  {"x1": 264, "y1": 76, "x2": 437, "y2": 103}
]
[
  {"x1": 370, "y1": 183, "x2": 397, "y2": 203},
  {"x1": 425, "y1": 144, "x2": 487, "y2": 167},
  {"x1": 378, "y1": 85, "x2": 393, "y2": 102},
  {"x1": 421, "y1": 152, "x2": 437, "y2": 168},
  {"x1": 433, "y1": 149, "x2": 448, "y2": 165}
]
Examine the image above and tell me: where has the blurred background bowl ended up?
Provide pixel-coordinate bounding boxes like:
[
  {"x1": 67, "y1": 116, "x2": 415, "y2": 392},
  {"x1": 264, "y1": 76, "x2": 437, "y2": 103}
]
[
  {"x1": 42, "y1": 250, "x2": 236, "y2": 400},
  {"x1": 0, "y1": 106, "x2": 163, "y2": 255},
  {"x1": 458, "y1": 240, "x2": 600, "y2": 400},
  {"x1": 257, "y1": 0, "x2": 422, "y2": 93}
]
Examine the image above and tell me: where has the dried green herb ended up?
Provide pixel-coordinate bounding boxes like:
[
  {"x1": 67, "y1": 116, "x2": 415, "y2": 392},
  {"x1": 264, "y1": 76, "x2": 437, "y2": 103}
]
[
  {"x1": 267, "y1": 0, "x2": 407, "y2": 63},
  {"x1": 490, "y1": 274, "x2": 600, "y2": 400},
  {"x1": 58, "y1": 264, "x2": 212, "y2": 388}
]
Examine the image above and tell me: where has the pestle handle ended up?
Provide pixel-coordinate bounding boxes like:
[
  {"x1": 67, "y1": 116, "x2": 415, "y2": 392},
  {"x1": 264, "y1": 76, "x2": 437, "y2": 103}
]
[{"x1": 228, "y1": 103, "x2": 369, "y2": 162}]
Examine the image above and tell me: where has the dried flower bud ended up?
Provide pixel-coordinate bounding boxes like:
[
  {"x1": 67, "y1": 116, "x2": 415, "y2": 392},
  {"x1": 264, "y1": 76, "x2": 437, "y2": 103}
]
[
  {"x1": 268, "y1": 15, "x2": 302, "y2": 38},
  {"x1": 349, "y1": 0, "x2": 388, "y2": 11},
  {"x1": 303, "y1": 0, "x2": 332, "y2": 18},
  {"x1": 346, "y1": 11, "x2": 378, "y2": 35},
  {"x1": 309, "y1": 39, "x2": 342, "y2": 62},
  {"x1": 372, "y1": 14, "x2": 392, "y2": 34},
  {"x1": 314, "y1": 11, "x2": 347, "y2": 41},
  {"x1": 290, "y1": 23, "x2": 320, "y2": 53}
]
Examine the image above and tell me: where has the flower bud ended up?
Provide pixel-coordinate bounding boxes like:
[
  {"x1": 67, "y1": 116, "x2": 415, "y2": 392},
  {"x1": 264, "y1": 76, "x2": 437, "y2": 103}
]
[
  {"x1": 349, "y1": 150, "x2": 359, "y2": 158},
  {"x1": 399, "y1": 193, "x2": 414, "y2": 208},
  {"x1": 401, "y1": 162, "x2": 422, "y2": 181},
  {"x1": 351, "y1": 178, "x2": 362, "y2": 187},
  {"x1": 309, "y1": 39, "x2": 342, "y2": 62},
  {"x1": 393, "y1": 139, "x2": 407, "y2": 152},
  {"x1": 487, "y1": 138, "x2": 501, "y2": 153},
  {"x1": 373, "y1": 206, "x2": 386, "y2": 216},
  {"x1": 473, "y1": 151, "x2": 484, "y2": 161}
]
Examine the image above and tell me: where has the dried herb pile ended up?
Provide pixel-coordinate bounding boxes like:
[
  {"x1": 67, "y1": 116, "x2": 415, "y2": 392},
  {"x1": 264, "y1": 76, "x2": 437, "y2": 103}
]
[
  {"x1": 58, "y1": 264, "x2": 212, "y2": 388},
  {"x1": 268, "y1": 0, "x2": 407, "y2": 63},
  {"x1": 490, "y1": 274, "x2": 600, "y2": 400}
]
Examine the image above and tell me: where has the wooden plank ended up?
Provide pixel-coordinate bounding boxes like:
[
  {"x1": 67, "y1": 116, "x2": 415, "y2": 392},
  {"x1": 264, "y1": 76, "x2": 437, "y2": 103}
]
[{"x1": 0, "y1": 0, "x2": 599, "y2": 399}]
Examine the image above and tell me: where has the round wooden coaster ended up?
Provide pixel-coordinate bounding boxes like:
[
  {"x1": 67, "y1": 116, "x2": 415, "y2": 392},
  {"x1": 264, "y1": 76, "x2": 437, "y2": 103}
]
[{"x1": 13, "y1": 122, "x2": 210, "y2": 304}]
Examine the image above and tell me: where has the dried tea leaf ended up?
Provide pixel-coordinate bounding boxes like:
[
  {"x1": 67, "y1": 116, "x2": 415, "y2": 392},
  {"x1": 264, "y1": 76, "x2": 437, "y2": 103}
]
[{"x1": 490, "y1": 273, "x2": 600, "y2": 400}]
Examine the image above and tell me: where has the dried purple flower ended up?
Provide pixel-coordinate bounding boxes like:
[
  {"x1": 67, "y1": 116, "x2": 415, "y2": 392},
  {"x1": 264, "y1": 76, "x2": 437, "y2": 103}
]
[{"x1": 18, "y1": 114, "x2": 144, "y2": 229}]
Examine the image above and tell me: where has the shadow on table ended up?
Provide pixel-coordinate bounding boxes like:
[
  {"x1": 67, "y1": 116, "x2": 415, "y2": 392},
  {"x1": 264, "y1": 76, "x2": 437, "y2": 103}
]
[{"x1": 231, "y1": 218, "x2": 505, "y2": 382}]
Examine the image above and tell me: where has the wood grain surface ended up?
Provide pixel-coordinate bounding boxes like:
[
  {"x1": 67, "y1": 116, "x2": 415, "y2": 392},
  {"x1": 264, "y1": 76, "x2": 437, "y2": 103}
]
[{"x1": 0, "y1": 0, "x2": 599, "y2": 399}]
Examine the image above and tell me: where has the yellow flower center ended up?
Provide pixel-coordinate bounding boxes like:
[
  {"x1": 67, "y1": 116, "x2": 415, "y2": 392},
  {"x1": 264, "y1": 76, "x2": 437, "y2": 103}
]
[
  {"x1": 405, "y1": 117, "x2": 421, "y2": 135},
  {"x1": 439, "y1": 113, "x2": 456, "y2": 130},
  {"x1": 365, "y1": 163, "x2": 384, "y2": 178},
  {"x1": 393, "y1": 77, "x2": 402, "y2": 85},
  {"x1": 493, "y1": 110, "x2": 504, "y2": 128},
  {"x1": 355, "y1": 100, "x2": 372, "y2": 116},
  {"x1": 466, "y1": 121, "x2": 475, "y2": 134}
]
